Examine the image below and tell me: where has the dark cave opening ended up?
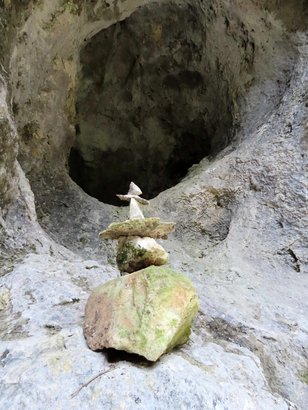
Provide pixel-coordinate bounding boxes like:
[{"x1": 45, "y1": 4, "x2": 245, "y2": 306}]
[
  {"x1": 69, "y1": 1, "x2": 235, "y2": 206},
  {"x1": 69, "y1": 127, "x2": 213, "y2": 205}
]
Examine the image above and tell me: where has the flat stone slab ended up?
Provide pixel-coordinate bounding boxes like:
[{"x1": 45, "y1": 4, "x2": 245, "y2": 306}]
[
  {"x1": 84, "y1": 266, "x2": 199, "y2": 361},
  {"x1": 99, "y1": 217, "x2": 175, "y2": 240}
]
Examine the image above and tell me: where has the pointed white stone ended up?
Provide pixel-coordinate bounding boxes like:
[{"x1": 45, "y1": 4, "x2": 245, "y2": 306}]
[
  {"x1": 117, "y1": 182, "x2": 149, "y2": 210},
  {"x1": 129, "y1": 198, "x2": 144, "y2": 219},
  {"x1": 117, "y1": 194, "x2": 149, "y2": 205},
  {"x1": 128, "y1": 182, "x2": 142, "y2": 196}
]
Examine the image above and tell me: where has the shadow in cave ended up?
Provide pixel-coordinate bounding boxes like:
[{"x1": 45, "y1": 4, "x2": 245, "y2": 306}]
[
  {"x1": 103, "y1": 348, "x2": 157, "y2": 367},
  {"x1": 68, "y1": 1, "x2": 235, "y2": 205}
]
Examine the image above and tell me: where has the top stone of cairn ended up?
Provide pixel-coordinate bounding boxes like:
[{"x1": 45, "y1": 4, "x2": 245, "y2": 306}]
[{"x1": 99, "y1": 182, "x2": 175, "y2": 239}]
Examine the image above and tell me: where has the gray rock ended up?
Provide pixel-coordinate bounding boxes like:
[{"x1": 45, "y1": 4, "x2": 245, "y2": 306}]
[{"x1": 0, "y1": 0, "x2": 307, "y2": 409}]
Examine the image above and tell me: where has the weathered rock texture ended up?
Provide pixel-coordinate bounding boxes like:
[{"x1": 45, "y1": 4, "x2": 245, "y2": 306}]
[
  {"x1": 0, "y1": 75, "x2": 18, "y2": 208},
  {"x1": 99, "y1": 217, "x2": 175, "y2": 239},
  {"x1": 0, "y1": 0, "x2": 308, "y2": 408},
  {"x1": 68, "y1": 0, "x2": 300, "y2": 204},
  {"x1": 84, "y1": 266, "x2": 199, "y2": 360}
]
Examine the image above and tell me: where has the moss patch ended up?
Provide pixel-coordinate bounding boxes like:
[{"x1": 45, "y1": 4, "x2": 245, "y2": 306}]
[
  {"x1": 85, "y1": 266, "x2": 199, "y2": 361},
  {"x1": 0, "y1": 289, "x2": 10, "y2": 311},
  {"x1": 116, "y1": 241, "x2": 147, "y2": 267},
  {"x1": 116, "y1": 237, "x2": 168, "y2": 273},
  {"x1": 300, "y1": 372, "x2": 308, "y2": 385},
  {"x1": 99, "y1": 217, "x2": 175, "y2": 240},
  {"x1": 62, "y1": 0, "x2": 82, "y2": 15}
]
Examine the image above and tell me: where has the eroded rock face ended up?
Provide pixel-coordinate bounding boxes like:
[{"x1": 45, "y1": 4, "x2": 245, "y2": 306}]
[
  {"x1": 70, "y1": 1, "x2": 232, "y2": 203},
  {"x1": 84, "y1": 266, "x2": 199, "y2": 361},
  {"x1": 0, "y1": 76, "x2": 18, "y2": 208},
  {"x1": 0, "y1": 0, "x2": 298, "y2": 206},
  {"x1": 68, "y1": 0, "x2": 299, "y2": 204},
  {"x1": 0, "y1": 0, "x2": 307, "y2": 408}
]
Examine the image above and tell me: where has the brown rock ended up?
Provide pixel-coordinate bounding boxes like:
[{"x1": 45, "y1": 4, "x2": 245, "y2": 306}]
[{"x1": 84, "y1": 266, "x2": 199, "y2": 361}]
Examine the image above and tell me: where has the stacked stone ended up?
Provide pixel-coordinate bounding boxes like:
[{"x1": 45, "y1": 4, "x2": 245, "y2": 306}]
[{"x1": 84, "y1": 183, "x2": 199, "y2": 362}]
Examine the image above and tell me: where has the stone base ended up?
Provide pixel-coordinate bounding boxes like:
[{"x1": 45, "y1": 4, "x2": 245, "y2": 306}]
[{"x1": 84, "y1": 266, "x2": 199, "y2": 361}]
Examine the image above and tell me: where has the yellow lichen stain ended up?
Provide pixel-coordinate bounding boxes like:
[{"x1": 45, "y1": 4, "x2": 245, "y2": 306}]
[
  {"x1": 152, "y1": 24, "x2": 163, "y2": 43},
  {"x1": 44, "y1": 335, "x2": 72, "y2": 375},
  {"x1": 4, "y1": 0, "x2": 11, "y2": 9},
  {"x1": 0, "y1": 290, "x2": 10, "y2": 311},
  {"x1": 48, "y1": 352, "x2": 72, "y2": 375},
  {"x1": 53, "y1": 56, "x2": 77, "y2": 119},
  {"x1": 164, "y1": 288, "x2": 190, "y2": 310},
  {"x1": 91, "y1": 387, "x2": 103, "y2": 401},
  {"x1": 40, "y1": 334, "x2": 65, "y2": 351},
  {"x1": 25, "y1": 123, "x2": 49, "y2": 160}
]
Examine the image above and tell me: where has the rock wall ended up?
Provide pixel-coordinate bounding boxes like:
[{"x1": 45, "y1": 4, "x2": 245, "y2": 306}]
[
  {"x1": 0, "y1": 75, "x2": 17, "y2": 209},
  {"x1": 0, "y1": 0, "x2": 307, "y2": 409},
  {"x1": 0, "y1": 0, "x2": 304, "y2": 209},
  {"x1": 69, "y1": 0, "x2": 296, "y2": 204}
]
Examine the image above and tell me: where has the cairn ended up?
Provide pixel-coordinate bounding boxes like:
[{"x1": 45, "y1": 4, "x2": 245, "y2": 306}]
[
  {"x1": 84, "y1": 183, "x2": 199, "y2": 361},
  {"x1": 99, "y1": 182, "x2": 174, "y2": 273}
]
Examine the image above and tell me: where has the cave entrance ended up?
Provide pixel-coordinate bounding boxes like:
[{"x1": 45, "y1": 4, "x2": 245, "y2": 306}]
[{"x1": 69, "y1": 2, "x2": 234, "y2": 205}]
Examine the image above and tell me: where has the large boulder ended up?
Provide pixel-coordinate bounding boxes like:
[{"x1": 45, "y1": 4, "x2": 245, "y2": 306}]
[
  {"x1": 116, "y1": 236, "x2": 169, "y2": 273},
  {"x1": 84, "y1": 266, "x2": 199, "y2": 361}
]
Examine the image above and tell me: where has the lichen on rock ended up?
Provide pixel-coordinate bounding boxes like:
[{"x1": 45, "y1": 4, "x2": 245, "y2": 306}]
[
  {"x1": 99, "y1": 217, "x2": 175, "y2": 240},
  {"x1": 116, "y1": 236, "x2": 169, "y2": 273},
  {"x1": 84, "y1": 266, "x2": 199, "y2": 361},
  {"x1": 0, "y1": 289, "x2": 10, "y2": 311}
]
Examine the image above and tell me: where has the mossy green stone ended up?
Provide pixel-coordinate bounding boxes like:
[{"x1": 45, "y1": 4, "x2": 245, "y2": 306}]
[
  {"x1": 84, "y1": 266, "x2": 199, "y2": 361},
  {"x1": 116, "y1": 236, "x2": 169, "y2": 273},
  {"x1": 99, "y1": 217, "x2": 175, "y2": 240},
  {"x1": 117, "y1": 241, "x2": 147, "y2": 267},
  {"x1": 300, "y1": 372, "x2": 308, "y2": 385}
]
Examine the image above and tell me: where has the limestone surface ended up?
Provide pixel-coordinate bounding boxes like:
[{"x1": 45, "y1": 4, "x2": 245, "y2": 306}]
[
  {"x1": 84, "y1": 266, "x2": 199, "y2": 361},
  {"x1": 99, "y1": 217, "x2": 175, "y2": 240},
  {"x1": 0, "y1": 0, "x2": 308, "y2": 409},
  {"x1": 117, "y1": 236, "x2": 169, "y2": 273}
]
